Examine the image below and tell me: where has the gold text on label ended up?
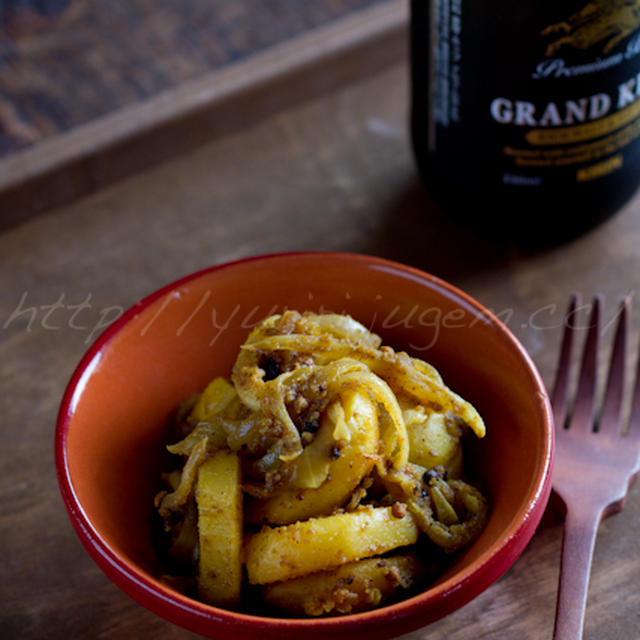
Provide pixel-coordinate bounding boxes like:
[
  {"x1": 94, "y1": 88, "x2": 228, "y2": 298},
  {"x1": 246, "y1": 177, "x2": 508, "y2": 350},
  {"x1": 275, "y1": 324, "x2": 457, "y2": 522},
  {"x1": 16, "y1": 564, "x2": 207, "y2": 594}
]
[{"x1": 526, "y1": 98, "x2": 640, "y2": 145}]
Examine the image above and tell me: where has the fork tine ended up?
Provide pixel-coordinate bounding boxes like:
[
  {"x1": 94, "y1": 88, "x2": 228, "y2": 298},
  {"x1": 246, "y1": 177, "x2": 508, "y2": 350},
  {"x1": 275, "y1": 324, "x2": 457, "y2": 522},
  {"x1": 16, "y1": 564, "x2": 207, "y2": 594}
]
[
  {"x1": 627, "y1": 328, "x2": 640, "y2": 464},
  {"x1": 569, "y1": 296, "x2": 602, "y2": 432},
  {"x1": 551, "y1": 293, "x2": 581, "y2": 429},
  {"x1": 597, "y1": 298, "x2": 628, "y2": 435}
]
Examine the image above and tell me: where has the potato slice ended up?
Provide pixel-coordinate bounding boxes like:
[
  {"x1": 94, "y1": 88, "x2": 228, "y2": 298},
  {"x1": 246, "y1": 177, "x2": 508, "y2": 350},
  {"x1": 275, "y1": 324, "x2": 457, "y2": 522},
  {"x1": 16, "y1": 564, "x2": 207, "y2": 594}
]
[
  {"x1": 246, "y1": 389, "x2": 378, "y2": 524},
  {"x1": 191, "y1": 377, "x2": 237, "y2": 422},
  {"x1": 404, "y1": 407, "x2": 462, "y2": 474},
  {"x1": 263, "y1": 554, "x2": 424, "y2": 616},
  {"x1": 196, "y1": 450, "x2": 242, "y2": 607},
  {"x1": 244, "y1": 505, "x2": 418, "y2": 585}
]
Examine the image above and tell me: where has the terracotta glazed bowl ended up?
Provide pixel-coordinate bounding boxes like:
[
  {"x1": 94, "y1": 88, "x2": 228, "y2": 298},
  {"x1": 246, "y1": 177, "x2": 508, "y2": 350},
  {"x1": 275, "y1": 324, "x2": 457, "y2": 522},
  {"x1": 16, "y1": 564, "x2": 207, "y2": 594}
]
[{"x1": 55, "y1": 252, "x2": 553, "y2": 640}]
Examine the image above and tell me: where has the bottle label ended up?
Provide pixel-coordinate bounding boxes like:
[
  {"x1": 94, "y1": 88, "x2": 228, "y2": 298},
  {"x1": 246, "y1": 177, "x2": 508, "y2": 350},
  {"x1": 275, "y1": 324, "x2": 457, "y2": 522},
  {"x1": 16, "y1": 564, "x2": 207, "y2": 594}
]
[{"x1": 425, "y1": 0, "x2": 640, "y2": 190}]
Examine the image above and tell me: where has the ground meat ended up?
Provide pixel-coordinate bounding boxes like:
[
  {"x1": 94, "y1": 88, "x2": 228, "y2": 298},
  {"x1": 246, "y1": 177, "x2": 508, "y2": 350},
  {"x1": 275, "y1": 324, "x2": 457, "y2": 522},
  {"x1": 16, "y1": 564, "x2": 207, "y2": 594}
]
[
  {"x1": 269, "y1": 310, "x2": 320, "y2": 337},
  {"x1": 262, "y1": 355, "x2": 281, "y2": 381},
  {"x1": 383, "y1": 564, "x2": 403, "y2": 587},
  {"x1": 291, "y1": 394, "x2": 309, "y2": 414},
  {"x1": 282, "y1": 371, "x2": 329, "y2": 435},
  {"x1": 260, "y1": 350, "x2": 315, "y2": 382},
  {"x1": 302, "y1": 581, "x2": 382, "y2": 616},
  {"x1": 391, "y1": 502, "x2": 408, "y2": 518}
]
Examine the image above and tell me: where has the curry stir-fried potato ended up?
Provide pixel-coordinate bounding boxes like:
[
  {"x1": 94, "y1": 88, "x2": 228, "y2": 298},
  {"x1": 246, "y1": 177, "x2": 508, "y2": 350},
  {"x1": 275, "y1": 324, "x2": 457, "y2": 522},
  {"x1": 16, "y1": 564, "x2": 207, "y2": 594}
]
[{"x1": 154, "y1": 311, "x2": 488, "y2": 616}]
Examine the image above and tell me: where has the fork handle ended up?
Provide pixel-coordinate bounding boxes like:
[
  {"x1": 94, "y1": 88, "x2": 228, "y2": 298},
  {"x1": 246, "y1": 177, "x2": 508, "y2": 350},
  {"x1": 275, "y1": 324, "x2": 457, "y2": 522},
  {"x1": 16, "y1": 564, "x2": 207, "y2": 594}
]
[{"x1": 553, "y1": 505, "x2": 602, "y2": 640}]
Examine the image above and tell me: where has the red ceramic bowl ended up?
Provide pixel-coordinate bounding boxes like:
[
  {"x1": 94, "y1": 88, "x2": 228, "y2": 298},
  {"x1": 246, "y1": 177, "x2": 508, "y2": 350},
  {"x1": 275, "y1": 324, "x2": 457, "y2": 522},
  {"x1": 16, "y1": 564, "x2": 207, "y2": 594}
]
[{"x1": 55, "y1": 252, "x2": 553, "y2": 640}]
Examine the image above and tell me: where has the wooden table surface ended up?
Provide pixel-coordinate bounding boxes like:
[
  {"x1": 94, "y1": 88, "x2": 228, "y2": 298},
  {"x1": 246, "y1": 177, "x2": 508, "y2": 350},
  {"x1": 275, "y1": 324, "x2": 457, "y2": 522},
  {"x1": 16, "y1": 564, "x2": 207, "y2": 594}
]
[
  {"x1": 0, "y1": 0, "x2": 388, "y2": 158},
  {"x1": 2, "y1": 43, "x2": 640, "y2": 640}
]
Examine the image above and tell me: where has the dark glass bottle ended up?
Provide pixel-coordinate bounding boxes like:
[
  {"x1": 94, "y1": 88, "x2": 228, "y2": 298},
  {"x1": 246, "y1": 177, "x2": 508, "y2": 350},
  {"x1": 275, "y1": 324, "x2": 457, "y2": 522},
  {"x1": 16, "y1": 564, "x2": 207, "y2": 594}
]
[{"x1": 410, "y1": 0, "x2": 640, "y2": 245}]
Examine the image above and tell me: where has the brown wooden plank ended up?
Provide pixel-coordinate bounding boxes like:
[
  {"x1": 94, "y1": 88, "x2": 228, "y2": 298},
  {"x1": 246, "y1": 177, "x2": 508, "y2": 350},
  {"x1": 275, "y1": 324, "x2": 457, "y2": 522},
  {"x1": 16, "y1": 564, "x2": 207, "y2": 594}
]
[
  {"x1": 0, "y1": 0, "x2": 407, "y2": 226},
  {"x1": 0, "y1": 0, "x2": 393, "y2": 156}
]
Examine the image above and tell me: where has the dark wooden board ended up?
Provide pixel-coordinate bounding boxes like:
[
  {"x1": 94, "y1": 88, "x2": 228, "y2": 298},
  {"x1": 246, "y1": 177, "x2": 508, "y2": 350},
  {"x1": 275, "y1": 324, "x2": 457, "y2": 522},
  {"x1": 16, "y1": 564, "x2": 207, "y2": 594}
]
[
  {"x1": 0, "y1": 0, "x2": 407, "y2": 224},
  {"x1": 0, "y1": 0, "x2": 394, "y2": 156}
]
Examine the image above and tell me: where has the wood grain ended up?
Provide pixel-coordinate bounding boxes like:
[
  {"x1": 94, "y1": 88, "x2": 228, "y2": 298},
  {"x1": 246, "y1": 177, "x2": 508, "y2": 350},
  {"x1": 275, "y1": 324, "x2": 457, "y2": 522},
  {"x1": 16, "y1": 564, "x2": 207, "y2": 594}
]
[
  {"x1": 1, "y1": 53, "x2": 640, "y2": 640},
  {"x1": 0, "y1": 0, "x2": 407, "y2": 226},
  {"x1": 0, "y1": 0, "x2": 392, "y2": 156}
]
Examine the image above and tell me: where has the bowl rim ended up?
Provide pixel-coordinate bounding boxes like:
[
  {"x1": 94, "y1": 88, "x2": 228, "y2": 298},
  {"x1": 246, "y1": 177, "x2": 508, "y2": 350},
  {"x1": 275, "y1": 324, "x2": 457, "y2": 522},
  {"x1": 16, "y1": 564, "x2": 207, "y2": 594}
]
[{"x1": 55, "y1": 251, "x2": 554, "y2": 638}]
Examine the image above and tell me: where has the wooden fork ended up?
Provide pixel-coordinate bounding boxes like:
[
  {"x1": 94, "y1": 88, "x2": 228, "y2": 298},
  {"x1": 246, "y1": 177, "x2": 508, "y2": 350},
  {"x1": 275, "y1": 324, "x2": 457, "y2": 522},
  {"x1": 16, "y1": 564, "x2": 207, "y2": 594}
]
[{"x1": 551, "y1": 294, "x2": 640, "y2": 639}]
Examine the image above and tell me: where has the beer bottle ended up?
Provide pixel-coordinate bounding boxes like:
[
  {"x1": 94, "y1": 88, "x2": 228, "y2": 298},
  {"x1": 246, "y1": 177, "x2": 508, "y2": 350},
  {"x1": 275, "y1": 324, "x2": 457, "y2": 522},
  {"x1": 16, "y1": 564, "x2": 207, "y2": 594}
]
[{"x1": 410, "y1": 0, "x2": 640, "y2": 244}]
